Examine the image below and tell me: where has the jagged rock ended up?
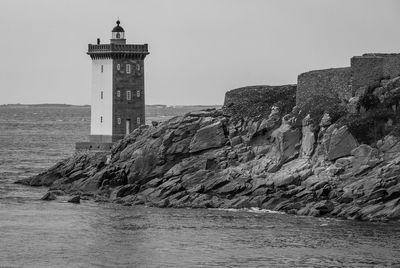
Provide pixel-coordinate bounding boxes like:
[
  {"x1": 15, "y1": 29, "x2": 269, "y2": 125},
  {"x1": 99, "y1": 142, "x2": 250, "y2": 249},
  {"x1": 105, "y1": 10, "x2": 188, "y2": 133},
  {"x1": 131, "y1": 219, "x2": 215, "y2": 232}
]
[
  {"x1": 350, "y1": 144, "x2": 380, "y2": 170},
  {"x1": 189, "y1": 121, "x2": 227, "y2": 153},
  {"x1": 191, "y1": 194, "x2": 213, "y2": 208},
  {"x1": 147, "y1": 178, "x2": 163, "y2": 187},
  {"x1": 49, "y1": 190, "x2": 65, "y2": 196},
  {"x1": 215, "y1": 181, "x2": 247, "y2": 195},
  {"x1": 313, "y1": 200, "x2": 335, "y2": 215},
  {"x1": 327, "y1": 126, "x2": 358, "y2": 161},
  {"x1": 271, "y1": 122, "x2": 301, "y2": 164},
  {"x1": 20, "y1": 102, "x2": 400, "y2": 222},
  {"x1": 347, "y1": 97, "x2": 360, "y2": 114},
  {"x1": 379, "y1": 135, "x2": 400, "y2": 161},
  {"x1": 335, "y1": 156, "x2": 355, "y2": 168},
  {"x1": 40, "y1": 192, "x2": 57, "y2": 201},
  {"x1": 114, "y1": 184, "x2": 140, "y2": 198},
  {"x1": 203, "y1": 176, "x2": 231, "y2": 192},
  {"x1": 302, "y1": 173, "x2": 328, "y2": 189},
  {"x1": 230, "y1": 136, "x2": 242, "y2": 147},
  {"x1": 187, "y1": 184, "x2": 204, "y2": 194},
  {"x1": 326, "y1": 164, "x2": 343, "y2": 176},
  {"x1": 300, "y1": 114, "x2": 316, "y2": 158},
  {"x1": 271, "y1": 159, "x2": 311, "y2": 187},
  {"x1": 68, "y1": 195, "x2": 80, "y2": 204},
  {"x1": 257, "y1": 106, "x2": 281, "y2": 134}
]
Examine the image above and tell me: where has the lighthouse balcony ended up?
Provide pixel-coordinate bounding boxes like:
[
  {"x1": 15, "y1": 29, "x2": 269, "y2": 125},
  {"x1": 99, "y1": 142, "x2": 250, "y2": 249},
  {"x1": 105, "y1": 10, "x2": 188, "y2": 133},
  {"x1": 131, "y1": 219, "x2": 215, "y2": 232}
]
[{"x1": 88, "y1": 44, "x2": 149, "y2": 59}]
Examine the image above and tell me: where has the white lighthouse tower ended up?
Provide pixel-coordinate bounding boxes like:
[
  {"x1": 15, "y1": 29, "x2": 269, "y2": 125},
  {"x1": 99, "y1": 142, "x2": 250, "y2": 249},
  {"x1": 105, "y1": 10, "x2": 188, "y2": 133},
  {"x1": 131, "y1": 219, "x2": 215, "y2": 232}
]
[{"x1": 76, "y1": 21, "x2": 149, "y2": 150}]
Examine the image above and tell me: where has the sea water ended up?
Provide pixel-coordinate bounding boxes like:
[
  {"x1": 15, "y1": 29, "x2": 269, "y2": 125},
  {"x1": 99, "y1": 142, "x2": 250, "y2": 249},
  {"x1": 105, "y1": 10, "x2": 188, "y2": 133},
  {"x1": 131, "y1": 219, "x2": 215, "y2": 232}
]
[{"x1": 1, "y1": 105, "x2": 400, "y2": 267}]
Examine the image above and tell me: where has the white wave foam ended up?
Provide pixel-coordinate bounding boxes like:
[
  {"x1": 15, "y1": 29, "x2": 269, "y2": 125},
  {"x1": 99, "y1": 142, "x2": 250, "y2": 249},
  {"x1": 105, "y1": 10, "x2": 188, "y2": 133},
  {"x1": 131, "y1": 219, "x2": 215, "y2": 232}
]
[{"x1": 212, "y1": 207, "x2": 285, "y2": 214}]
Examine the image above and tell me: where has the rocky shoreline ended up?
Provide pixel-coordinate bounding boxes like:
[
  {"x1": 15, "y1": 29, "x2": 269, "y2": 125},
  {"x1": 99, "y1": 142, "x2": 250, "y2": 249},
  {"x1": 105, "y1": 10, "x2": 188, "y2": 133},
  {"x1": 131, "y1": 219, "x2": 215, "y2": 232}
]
[{"x1": 16, "y1": 79, "x2": 400, "y2": 221}]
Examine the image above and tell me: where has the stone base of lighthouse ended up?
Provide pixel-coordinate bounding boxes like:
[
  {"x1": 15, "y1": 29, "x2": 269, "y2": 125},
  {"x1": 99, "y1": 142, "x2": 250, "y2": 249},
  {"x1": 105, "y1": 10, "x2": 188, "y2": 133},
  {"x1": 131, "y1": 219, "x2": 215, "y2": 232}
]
[
  {"x1": 75, "y1": 141, "x2": 113, "y2": 151},
  {"x1": 75, "y1": 134, "x2": 123, "y2": 151}
]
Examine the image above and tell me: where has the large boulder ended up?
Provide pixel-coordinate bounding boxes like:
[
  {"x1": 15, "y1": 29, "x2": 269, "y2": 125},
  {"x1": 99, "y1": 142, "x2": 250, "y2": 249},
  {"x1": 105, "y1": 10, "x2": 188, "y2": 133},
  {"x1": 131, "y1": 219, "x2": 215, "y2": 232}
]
[
  {"x1": 40, "y1": 192, "x2": 57, "y2": 201},
  {"x1": 379, "y1": 135, "x2": 400, "y2": 161},
  {"x1": 67, "y1": 195, "x2": 80, "y2": 204},
  {"x1": 271, "y1": 121, "x2": 301, "y2": 164},
  {"x1": 300, "y1": 115, "x2": 316, "y2": 158},
  {"x1": 327, "y1": 126, "x2": 358, "y2": 161},
  {"x1": 189, "y1": 121, "x2": 227, "y2": 153},
  {"x1": 271, "y1": 158, "x2": 311, "y2": 187}
]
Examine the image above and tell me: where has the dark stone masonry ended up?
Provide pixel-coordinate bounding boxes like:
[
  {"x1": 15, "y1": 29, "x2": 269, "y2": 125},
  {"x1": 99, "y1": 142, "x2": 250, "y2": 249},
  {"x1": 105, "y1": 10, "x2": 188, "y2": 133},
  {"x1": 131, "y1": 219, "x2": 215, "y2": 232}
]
[
  {"x1": 223, "y1": 85, "x2": 297, "y2": 119},
  {"x1": 297, "y1": 67, "x2": 352, "y2": 105},
  {"x1": 296, "y1": 53, "x2": 400, "y2": 105},
  {"x1": 112, "y1": 58, "x2": 145, "y2": 142}
]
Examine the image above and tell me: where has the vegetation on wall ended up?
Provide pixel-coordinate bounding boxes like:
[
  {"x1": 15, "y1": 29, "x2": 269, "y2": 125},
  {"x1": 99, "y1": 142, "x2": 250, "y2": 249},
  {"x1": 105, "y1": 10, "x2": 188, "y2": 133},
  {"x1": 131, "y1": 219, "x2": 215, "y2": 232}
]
[
  {"x1": 340, "y1": 89, "x2": 397, "y2": 145},
  {"x1": 296, "y1": 94, "x2": 347, "y2": 126},
  {"x1": 223, "y1": 85, "x2": 297, "y2": 121}
]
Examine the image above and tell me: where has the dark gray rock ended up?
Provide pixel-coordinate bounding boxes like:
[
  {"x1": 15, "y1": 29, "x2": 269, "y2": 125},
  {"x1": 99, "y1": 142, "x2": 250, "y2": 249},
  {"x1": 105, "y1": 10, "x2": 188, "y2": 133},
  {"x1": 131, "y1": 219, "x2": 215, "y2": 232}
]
[
  {"x1": 189, "y1": 121, "x2": 227, "y2": 153},
  {"x1": 328, "y1": 126, "x2": 358, "y2": 161},
  {"x1": 40, "y1": 192, "x2": 57, "y2": 201},
  {"x1": 68, "y1": 195, "x2": 81, "y2": 204}
]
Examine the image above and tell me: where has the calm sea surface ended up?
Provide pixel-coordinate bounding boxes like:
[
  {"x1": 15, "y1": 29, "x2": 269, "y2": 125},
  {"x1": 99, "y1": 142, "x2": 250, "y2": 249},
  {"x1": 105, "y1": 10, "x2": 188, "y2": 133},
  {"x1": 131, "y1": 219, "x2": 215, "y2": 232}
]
[{"x1": 1, "y1": 105, "x2": 400, "y2": 267}]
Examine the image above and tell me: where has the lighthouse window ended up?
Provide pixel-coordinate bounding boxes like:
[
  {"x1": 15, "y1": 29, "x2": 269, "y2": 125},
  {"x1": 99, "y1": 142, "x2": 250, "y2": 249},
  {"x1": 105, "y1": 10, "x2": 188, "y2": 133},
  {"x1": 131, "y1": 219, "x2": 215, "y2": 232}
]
[
  {"x1": 137, "y1": 117, "x2": 141, "y2": 125},
  {"x1": 127, "y1": 90, "x2": 131, "y2": 100},
  {"x1": 126, "y1": 64, "x2": 131, "y2": 74},
  {"x1": 101, "y1": 91, "x2": 103, "y2": 99},
  {"x1": 100, "y1": 116, "x2": 103, "y2": 123},
  {"x1": 117, "y1": 64, "x2": 120, "y2": 71},
  {"x1": 101, "y1": 65, "x2": 103, "y2": 73},
  {"x1": 117, "y1": 90, "x2": 121, "y2": 98},
  {"x1": 116, "y1": 33, "x2": 120, "y2": 39},
  {"x1": 117, "y1": 117, "x2": 121, "y2": 125},
  {"x1": 137, "y1": 64, "x2": 140, "y2": 71},
  {"x1": 136, "y1": 90, "x2": 141, "y2": 97}
]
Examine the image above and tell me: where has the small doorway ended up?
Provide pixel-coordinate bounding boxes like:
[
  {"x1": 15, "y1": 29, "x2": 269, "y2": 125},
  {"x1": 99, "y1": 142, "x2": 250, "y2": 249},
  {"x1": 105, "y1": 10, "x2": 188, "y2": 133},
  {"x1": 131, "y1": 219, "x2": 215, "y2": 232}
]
[{"x1": 125, "y1": 119, "x2": 131, "y2": 136}]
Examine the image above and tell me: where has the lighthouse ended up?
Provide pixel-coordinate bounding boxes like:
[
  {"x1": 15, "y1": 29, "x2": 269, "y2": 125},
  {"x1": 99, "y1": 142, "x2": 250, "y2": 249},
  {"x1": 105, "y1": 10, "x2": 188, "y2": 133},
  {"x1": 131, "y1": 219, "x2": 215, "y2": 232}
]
[{"x1": 76, "y1": 20, "x2": 149, "y2": 150}]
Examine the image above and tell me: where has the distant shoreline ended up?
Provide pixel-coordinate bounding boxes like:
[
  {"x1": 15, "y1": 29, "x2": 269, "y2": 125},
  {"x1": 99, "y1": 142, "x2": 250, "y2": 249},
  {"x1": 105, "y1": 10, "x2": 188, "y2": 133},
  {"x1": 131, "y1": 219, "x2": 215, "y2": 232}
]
[
  {"x1": 0, "y1": 103, "x2": 221, "y2": 109},
  {"x1": 0, "y1": 103, "x2": 90, "y2": 108}
]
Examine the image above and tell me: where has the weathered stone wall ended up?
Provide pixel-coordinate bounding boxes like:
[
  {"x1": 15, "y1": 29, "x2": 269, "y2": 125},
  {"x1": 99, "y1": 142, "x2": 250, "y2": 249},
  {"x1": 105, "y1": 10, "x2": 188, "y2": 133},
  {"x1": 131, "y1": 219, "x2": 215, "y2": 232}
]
[
  {"x1": 112, "y1": 59, "x2": 145, "y2": 141},
  {"x1": 223, "y1": 85, "x2": 297, "y2": 119},
  {"x1": 224, "y1": 53, "x2": 400, "y2": 115},
  {"x1": 296, "y1": 67, "x2": 352, "y2": 105},
  {"x1": 362, "y1": 53, "x2": 400, "y2": 79},
  {"x1": 296, "y1": 53, "x2": 400, "y2": 106},
  {"x1": 351, "y1": 56, "x2": 384, "y2": 95},
  {"x1": 351, "y1": 53, "x2": 400, "y2": 96},
  {"x1": 382, "y1": 54, "x2": 400, "y2": 78}
]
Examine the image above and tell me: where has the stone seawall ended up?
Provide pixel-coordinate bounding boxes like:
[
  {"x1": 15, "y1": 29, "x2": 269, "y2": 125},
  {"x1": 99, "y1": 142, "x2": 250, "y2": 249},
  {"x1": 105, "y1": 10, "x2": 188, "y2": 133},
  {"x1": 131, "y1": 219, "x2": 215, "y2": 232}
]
[
  {"x1": 296, "y1": 53, "x2": 400, "y2": 106},
  {"x1": 351, "y1": 56, "x2": 384, "y2": 95},
  {"x1": 296, "y1": 67, "x2": 352, "y2": 105},
  {"x1": 364, "y1": 53, "x2": 400, "y2": 79}
]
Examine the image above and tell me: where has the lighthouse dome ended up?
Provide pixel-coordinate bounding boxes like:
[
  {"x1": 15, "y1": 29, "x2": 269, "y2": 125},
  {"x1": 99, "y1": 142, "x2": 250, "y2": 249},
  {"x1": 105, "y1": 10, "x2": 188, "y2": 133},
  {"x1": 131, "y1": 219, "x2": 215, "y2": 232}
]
[
  {"x1": 112, "y1": 20, "x2": 125, "y2": 32},
  {"x1": 111, "y1": 20, "x2": 126, "y2": 42}
]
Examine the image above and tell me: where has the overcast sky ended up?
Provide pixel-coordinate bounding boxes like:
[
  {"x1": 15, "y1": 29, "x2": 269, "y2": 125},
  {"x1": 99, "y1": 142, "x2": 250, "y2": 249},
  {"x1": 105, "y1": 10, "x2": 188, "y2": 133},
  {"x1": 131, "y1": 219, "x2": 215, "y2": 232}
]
[{"x1": 0, "y1": 0, "x2": 399, "y2": 105}]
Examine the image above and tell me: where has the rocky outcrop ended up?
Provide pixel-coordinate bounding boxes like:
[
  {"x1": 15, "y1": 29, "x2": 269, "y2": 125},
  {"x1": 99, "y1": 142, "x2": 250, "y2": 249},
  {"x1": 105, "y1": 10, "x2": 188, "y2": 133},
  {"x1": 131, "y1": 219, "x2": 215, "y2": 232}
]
[
  {"x1": 68, "y1": 195, "x2": 81, "y2": 204},
  {"x1": 40, "y1": 192, "x2": 57, "y2": 201},
  {"x1": 327, "y1": 126, "x2": 358, "y2": 161},
  {"x1": 16, "y1": 79, "x2": 400, "y2": 222},
  {"x1": 189, "y1": 121, "x2": 227, "y2": 153}
]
